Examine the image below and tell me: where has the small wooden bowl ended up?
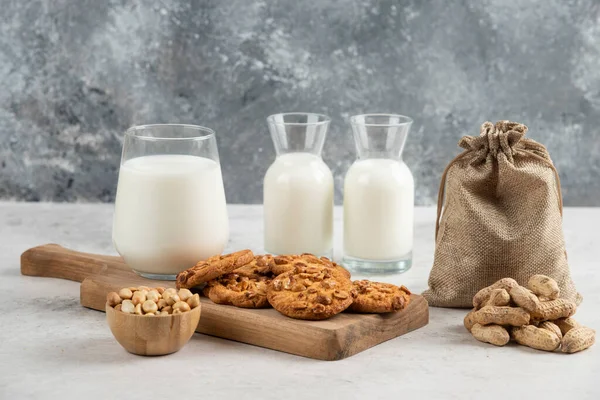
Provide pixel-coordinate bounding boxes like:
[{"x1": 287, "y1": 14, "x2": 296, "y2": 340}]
[{"x1": 106, "y1": 303, "x2": 201, "y2": 356}]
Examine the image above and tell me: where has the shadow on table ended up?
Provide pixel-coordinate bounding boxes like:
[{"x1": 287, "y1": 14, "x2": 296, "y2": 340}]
[
  {"x1": 29, "y1": 336, "x2": 134, "y2": 365},
  {"x1": 0, "y1": 266, "x2": 22, "y2": 277}
]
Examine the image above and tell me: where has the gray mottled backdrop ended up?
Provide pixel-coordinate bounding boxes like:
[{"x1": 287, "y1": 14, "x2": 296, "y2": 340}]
[{"x1": 1, "y1": 0, "x2": 599, "y2": 205}]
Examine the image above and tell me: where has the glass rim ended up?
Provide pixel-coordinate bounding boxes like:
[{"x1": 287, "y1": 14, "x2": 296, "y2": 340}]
[
  {"x1": 124, "y1": 124, "x2": 216, "y2": 141},
  {"x1": 267, "y1": 112, "x2": 331, "y2": 127},
  {"x1": 350, "y1": 113, "x2": 413, "y2": 127}
]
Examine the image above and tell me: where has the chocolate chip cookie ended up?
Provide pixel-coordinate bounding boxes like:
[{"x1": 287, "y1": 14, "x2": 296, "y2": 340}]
[
  {"x1": 348, "y1": 280, "x2": 411, "y2": 313},
  {"x1": 176, "y1": 250, "x2": 254, "y2": 289},
  {"x1": 271, "y1": 254, "x2": 351, "y2": 279},
  {"x1": 267, "y1": 263, "x2": 355, "y2": 320},
  {"x1": 203, "y1": 273, "x2": 271, "y2": 308}
]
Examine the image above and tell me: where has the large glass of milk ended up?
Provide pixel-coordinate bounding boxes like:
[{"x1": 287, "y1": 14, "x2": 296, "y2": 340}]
[
  {"x1": 112, "y1": 124, "x2": 229, "y2": 280},
  {"x1": 264, "y1": 113, "x2": 333, "y2": 257},
  {"x1": 343, "y1": 114, "x2": 414, "y2": 273}
]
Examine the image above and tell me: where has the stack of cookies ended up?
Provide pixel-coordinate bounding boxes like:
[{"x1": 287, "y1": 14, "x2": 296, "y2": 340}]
[{"x1": 176, "y1": 250, "x2": 412, "y2": 321}]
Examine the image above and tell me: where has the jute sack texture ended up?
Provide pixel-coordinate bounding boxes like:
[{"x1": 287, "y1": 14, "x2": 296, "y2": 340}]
[{"x1": 423, "y1": 121, "x2": 579, "y2": 308}]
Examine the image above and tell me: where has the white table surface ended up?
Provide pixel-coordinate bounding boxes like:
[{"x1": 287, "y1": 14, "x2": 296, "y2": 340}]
[{"x1": 1, "y1": 202, "x2": 598, "y2": 400}]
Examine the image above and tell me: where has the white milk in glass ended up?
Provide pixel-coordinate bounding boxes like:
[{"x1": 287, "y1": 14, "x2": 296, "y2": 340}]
[
  {"x1": 113, "y1": 155, "x2": 229, "y2": 275},
  {"x1": 343, "y1": 158, "x2": 414, "y2": 260},
  {"x1": 343, "y1": 113, "x2": 414, "y2": 273},
  {"x1": 264, "y1": 152, "x2": 334, "y2": 255}
]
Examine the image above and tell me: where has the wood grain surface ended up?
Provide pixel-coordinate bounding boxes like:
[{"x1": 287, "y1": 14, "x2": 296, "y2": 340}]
[{"x1": 21, "y1": 244, "x2": 429, "y2": 360}]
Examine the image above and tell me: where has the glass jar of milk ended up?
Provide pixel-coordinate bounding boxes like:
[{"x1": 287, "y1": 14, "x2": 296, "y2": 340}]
[
  {"x1": 112, "y1": 124, "x2": 229, "y2": 280},
  {"x1": 264, "y1": 113, "x2": 334, "y2": 257},
  {"x1": 343, "y1": 114, "x2": 414, "y2": 273}
]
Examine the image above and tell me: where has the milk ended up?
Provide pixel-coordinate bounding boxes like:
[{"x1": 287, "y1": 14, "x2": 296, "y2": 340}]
[
  {"x1": 263, "y1": 152, "x2": 334, "y2": 255},
  {"x1": 113, "y1": 155, "x2": 229, "y2": 275},
  {"x1": 343, "y1": 158, "x2": 414, "y2": 260}
]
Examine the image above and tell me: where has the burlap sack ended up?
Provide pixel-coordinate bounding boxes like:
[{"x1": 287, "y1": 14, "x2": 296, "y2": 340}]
[{"x1": 423, "y1": 121, "x2": 579, "y2": 308}]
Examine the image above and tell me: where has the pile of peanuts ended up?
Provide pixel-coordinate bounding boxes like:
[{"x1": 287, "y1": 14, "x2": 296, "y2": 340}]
[
  {"x1": 464, "y1": 275, "x2": 595, "y2": 353},
  {"x1": 106, "y1": 286, "x2": 201, "y2": 316}
]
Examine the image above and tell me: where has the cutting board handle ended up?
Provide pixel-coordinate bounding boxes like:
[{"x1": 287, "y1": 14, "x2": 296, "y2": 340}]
[{"x1": 21, "y1": 244, "x2": 130, "y2": 283}]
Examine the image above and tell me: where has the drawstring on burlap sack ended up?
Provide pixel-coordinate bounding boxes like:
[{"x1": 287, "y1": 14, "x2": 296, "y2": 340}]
[{"x1": 435, "y1": 122, "x2": 564, "y2": 240}]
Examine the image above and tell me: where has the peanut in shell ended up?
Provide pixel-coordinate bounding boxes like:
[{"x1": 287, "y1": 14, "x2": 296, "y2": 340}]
[
  {"x1": 464, "y1": 310, "x2": 477, "y2": 332},
  {"x1": 528, "y1": 274, "x2": 560, "y2": 300},
  {"x1": 472, "y1": 306, "x2": 530, "y2": 327},
  {"x1": 553, "y1": 317, "x2": 580, "y2": 336},
  {"x1": 538, "y1": 321, "x2": 563, "y2": 340},
  {"x1": 473, "y1": 278, "x2": 519, "y2": 309},
  {"x1": 511, "y1": 325, "x2": 561, "y2": 352},
  {"x1": 485, "y1": 289, "x2": 510, "y2": 307},
  {"x1": 561, "y1": 326, "x2": 595, "y2": 354},
  {"x1": 471, "y1": 323, "x2": 510, "y2": 346},
  {"x1": 509, "y1": 285, "x2": 541, "y2": 313},
  {"x1": 530, "y1": 298, "x2": 577, "y2": 322}
]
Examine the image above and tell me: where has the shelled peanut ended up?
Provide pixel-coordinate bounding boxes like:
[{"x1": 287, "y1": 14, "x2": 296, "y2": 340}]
[
  {"x1": 106, "y1": 286, "x2": 201, "y2": 316},
  {"x1": 464, "y1": 275, "x2": 595, "y2": 354}
]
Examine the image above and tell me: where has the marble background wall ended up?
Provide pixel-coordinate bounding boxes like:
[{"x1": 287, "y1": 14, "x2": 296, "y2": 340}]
[{"x1": 1, "y1": 0, "x2": 599, "y2": 205}]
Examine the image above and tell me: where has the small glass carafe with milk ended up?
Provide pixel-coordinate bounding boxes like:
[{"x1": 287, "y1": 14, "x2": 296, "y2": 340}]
[
  {"x1": 343, "y1": 114, "x2": 414, "y2": 273},
  {"x1": 263, "y1": 113, "x2": 334, "y2": 257}
]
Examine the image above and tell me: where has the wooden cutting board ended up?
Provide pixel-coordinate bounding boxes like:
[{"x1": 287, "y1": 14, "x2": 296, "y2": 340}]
[{"x1": 21, "y1": 244, "x2": 429, "y2": 361}]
